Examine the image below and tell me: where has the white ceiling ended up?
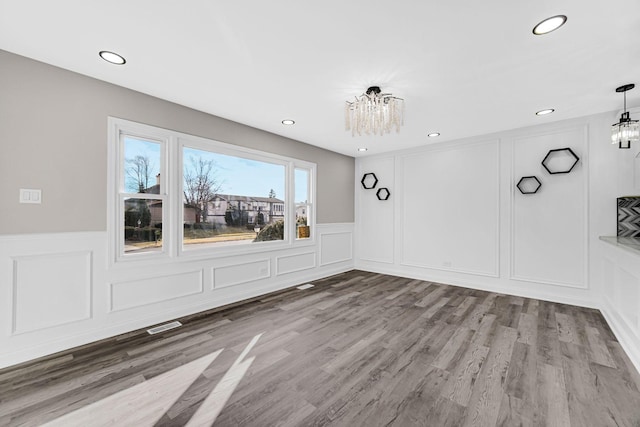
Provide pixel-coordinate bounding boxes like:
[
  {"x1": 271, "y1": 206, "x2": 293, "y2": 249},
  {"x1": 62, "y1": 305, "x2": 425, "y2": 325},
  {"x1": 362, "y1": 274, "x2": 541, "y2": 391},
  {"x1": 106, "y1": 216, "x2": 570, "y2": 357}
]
[{"x1": 1, "y1": 1, "x2": 639, "y2": 157}]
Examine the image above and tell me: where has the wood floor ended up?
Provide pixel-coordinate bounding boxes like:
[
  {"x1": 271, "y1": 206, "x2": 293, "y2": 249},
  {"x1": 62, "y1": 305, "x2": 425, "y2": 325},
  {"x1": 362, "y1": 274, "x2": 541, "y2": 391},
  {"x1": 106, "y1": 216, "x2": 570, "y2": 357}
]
[{"x1": 1, "y1": 270, "x2": 640, "y2": 426}]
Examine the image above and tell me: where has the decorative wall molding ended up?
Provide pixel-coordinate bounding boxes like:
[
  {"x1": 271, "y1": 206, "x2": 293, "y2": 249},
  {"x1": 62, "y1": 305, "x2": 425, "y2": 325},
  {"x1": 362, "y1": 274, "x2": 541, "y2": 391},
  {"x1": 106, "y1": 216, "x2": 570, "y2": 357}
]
[
  {"x1": 213, "y1": 259, "x2": 271, "y2": 289},
  {"x1": 109, "y1": 270, "x2": 204, "y2": 312},
  {"x1": 11, "y1": 251, "x2": 93, "y2": 335},
  {"x1": 319, "y1": 231, "x2": 353, "y2": 266},
  {"x1": 398, "y1": 261, "x2": 501, "y2": 279},
  {"x1": 276, "y1": 252, "x2": 316, "y2": 276},
  {"x1": 355, "y1": 156, "x2": 395, "y2": 264},
  {"x1": 396, "y1": 139, "x2": 501, "y2": 278},
  {"x1": 509, "y1": 124, "x2": 590, "y2": 290}
]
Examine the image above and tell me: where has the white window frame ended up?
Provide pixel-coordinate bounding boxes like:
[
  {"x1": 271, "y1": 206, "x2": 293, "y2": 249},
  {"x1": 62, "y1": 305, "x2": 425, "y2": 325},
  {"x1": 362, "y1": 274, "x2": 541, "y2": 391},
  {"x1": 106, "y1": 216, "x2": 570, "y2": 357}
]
[
  {"x1": 294, "y1": 166, "x2": 314, "y2": 241},
  {"x1": 108, "y1": 118, "x2": 172, "y2": 265},
  {"x1": 108, "y1": 117, "x2": 316, "y2": 266}
]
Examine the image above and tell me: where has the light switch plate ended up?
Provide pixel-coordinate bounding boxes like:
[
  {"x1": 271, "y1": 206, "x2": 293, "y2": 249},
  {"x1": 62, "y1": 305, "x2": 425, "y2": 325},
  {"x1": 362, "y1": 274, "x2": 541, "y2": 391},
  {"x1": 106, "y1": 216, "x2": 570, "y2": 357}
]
[{"x1": 20, "y1": 189, "x2": 42, "y2": 204}]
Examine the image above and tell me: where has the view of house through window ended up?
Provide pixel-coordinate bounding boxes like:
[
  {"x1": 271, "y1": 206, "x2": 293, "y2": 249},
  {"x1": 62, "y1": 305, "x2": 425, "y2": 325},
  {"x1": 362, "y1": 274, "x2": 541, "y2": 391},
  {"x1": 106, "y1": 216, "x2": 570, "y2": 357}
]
[
  {"x1": 123, "y1": 137, "x2": 164, "y2": 254},
  {"x1": 182, "y1": 146, "x2": 286, "y2": 248},
  {"x1": 295, "y1": 168, "x2": 312, "y2": 240}
]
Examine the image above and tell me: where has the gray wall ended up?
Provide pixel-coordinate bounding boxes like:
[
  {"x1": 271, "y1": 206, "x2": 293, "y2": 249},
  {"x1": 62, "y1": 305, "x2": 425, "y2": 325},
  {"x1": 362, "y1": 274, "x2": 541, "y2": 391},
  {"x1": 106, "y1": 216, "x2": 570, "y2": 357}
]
[{"x1": 0, "y1": 50, "x2": 354, "y2": 234}]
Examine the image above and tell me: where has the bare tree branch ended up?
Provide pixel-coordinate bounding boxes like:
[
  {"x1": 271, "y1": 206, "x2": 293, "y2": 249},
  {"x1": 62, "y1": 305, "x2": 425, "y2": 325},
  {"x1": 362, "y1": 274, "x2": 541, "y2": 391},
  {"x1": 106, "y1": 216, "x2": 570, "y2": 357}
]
[
  {"x1": 126, "y1": 155, "x2": 154, "y2": 192},
  {"x1": 183, "y1": 156, "x2": 223, "y2": 222}
]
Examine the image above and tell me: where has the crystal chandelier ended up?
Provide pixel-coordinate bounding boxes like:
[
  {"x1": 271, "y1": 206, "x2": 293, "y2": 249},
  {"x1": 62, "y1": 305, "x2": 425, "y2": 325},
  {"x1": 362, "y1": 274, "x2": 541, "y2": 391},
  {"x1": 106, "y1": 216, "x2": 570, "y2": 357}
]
[
  {"x1": 611, "y1": 83, "x2": 639, "y2": 149},
  {"x1": 345, "y1": 86, "x2": 404, "y2": 136}
]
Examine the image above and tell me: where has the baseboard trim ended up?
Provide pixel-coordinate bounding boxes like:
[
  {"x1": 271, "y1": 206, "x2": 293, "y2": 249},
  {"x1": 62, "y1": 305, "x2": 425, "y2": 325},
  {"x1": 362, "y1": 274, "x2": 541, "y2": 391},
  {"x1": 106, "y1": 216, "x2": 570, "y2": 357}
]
[{"x1": 355, "y1": 263, "x2": 597, "y2": 309}]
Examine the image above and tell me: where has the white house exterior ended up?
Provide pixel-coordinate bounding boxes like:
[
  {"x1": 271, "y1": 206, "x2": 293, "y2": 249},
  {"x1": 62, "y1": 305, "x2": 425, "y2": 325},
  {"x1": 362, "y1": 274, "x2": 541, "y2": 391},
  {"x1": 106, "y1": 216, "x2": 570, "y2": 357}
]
[{"x1": 206, "y1": 194, "x2": 285, "y2": 227}]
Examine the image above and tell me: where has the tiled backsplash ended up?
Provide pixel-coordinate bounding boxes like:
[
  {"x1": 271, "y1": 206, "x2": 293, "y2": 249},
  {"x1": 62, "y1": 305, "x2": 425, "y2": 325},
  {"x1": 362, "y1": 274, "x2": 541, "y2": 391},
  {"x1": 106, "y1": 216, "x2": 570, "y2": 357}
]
[{"x1": 618, "y1": 197, "x2": 640, "y2": 238}]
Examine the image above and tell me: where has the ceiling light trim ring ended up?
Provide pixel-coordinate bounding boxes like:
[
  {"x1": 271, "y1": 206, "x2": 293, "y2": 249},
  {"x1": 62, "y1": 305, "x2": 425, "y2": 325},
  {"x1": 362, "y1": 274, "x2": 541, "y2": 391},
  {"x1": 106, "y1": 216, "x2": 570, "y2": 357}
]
[
  {"x1": 532, "y1": 15, "x2": 567, "y2": 35},
  {"x1": 99, "y1": 50, "x2": 126, "y2": 65}
]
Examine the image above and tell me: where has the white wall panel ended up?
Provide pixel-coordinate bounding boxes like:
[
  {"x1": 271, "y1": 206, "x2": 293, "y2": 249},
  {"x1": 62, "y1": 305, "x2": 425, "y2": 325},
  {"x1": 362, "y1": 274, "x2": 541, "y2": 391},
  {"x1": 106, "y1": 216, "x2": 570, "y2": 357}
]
[
  {"x1": 399, "y1": 141, "x2": 500, "y2": 276},
  {"x1": 602, "y1": 257, "x2": 615, "y2": 300},
  {"x1": 357, "y1": 157, "x2": 394, "y2": 263},
  {"x1": 511, "y1": 126, "x2": 588, "y2": 288},
  {"x1": 110, "y1": 270, "x2": 204, "y2": 312},
  {"x1": 600, "y1": 241, "x2": 640, "y2": 374},
  {"x1": 276, "y1": 252, "x2": 316, "y2": 275},
  {"x1": 213, "y1": 259, "x2": 270, "y2": 289},
  {"x1": 617, "y1": 267, "x2": 640, "y2": 330},
  {"x1": 320, "y1": 232, "x2": 353, "y2": 266},
  {"x1": 12, "y1": 251, "x2": 91, "y2": 334}
]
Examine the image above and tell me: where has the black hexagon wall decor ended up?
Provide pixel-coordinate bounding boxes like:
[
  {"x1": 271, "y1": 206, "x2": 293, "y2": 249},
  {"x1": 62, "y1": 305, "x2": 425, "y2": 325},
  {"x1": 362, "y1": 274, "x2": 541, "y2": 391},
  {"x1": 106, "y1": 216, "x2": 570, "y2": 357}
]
[
  {"x1": 361, "y1": 173, "x2": 378, "y2": 189},
  {"x1": 541, "y1": 147, "x2": 580, "y2": 174},
  {"x1": 517, "y1": 176, "x2": 542, "y2": 194},
  {"x1": 376, "y1": 187, "x2": 391, "y2": 200}
]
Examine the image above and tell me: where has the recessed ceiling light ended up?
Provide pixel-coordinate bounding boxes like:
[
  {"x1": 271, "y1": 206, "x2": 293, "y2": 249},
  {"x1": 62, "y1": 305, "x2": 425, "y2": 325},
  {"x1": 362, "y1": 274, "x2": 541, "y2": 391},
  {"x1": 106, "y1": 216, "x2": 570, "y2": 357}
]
[
  {"x1": 427, "y1": 132, "x2": 440, "y2": 137},
  {"x1": 532, "y1": 15, "x2": 567, "y2": 35},
  {"x1": 99, "y1": 50, "x2": 126, "y2": 65},
  {"x1": 281, "y1": 119, "x2": 295, "y2": 125},
  {"x1": 536, "y1": 109, "x2": 555, "y2": 116},
  {"x1": 357, "y1": 147, "x2": 368, "y2": 152}
]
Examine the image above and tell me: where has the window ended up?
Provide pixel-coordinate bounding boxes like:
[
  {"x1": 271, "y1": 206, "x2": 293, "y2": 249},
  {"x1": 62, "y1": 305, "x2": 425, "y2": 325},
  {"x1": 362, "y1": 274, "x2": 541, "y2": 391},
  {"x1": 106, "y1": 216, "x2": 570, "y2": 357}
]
[
  {"x1": 180, "y1": 144, "x2": 287, "y2": 249},
  {"x1": 108, "y1": 118, "x2": 316, "y2": 263},
  {"x1": 295, "y1": 168, "x2": 313, "y2": 240},
  {"x1": 116, "y1": 133, "x2": 168, "y2": 260}
]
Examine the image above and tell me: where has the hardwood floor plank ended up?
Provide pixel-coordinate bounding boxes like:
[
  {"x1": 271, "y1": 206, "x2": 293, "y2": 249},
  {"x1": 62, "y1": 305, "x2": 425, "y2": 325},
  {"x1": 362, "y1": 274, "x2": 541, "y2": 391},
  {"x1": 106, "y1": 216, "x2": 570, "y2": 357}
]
[
  {"x1": 315, "y1": 291, "x2": 361, "y2": 310},
  {"x1": 322, "y1": 329, "x2": 387, "y2": 374},
  {"x1": 585, "y1": 326, "x2": 616, "y2": 368},
  {"x1": 279, "y1": 290, "x2": 333, "y2": 311},
  {"x1": 537, "y1": 301, "x2": 562, "y2": 367},
  {"x1": 504, "y1": 342, "x2": 535, "y2": 400},
  {"x1": 463, "y1": 325, "x2": 517, "y2": 427},
  {"x1": 525, "y1": 298, "x2": 539, "y2": 316},
  {"x1": 517, "y1": 312, "x2": 537, "y2": 346},
  {"x1": 555, "y1": 312, "x2": 581, "y2": 346},
  {"x1": 432, "y1": 326, "x2": 472, "y2": 370},
  {"x1": 535, "y1": 363, "x2": 571, "y2": 427},
  {"x1": 607, "y1": 341, "x2": 640, "y2": 393},
  {"x1": 440, "y1": 343, "x2": 490, "y2": 407},
  {"x1": 559, "y1": 341, "x2": 624, "y2": 427},
  {"x1": 422, "y1": 296, "x2": 451, "y2": 320},
  {"x1": 415, "y1": 285, "x2": 447, "y2": 308},
  {"x1": 496, "y1": 394, "x2": 533, "y2": 427},
  {"x1": 454, "y1": 296, "x2": 478, "y2": 317}
]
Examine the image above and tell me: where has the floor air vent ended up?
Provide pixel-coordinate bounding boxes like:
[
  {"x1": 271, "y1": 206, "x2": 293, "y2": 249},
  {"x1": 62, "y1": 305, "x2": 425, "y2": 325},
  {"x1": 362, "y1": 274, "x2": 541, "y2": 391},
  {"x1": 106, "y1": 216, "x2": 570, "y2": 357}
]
[
  {"x1": 297, "y1": 284, "x2": 314, "y2": 290},
  {"x1": 147, "y1": 321, "x2": 182, "y2": 335}
]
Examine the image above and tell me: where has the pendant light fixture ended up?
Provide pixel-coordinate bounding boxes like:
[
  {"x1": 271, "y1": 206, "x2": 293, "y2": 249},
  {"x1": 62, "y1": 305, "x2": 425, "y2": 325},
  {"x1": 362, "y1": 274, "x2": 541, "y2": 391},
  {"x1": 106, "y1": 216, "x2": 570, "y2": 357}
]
[
  {"x1": 345, "y1": 86, "x2": 404, "y2": 136},
  {"x1": 611, "y1": 84, "x2": 639, "y2": 149}
]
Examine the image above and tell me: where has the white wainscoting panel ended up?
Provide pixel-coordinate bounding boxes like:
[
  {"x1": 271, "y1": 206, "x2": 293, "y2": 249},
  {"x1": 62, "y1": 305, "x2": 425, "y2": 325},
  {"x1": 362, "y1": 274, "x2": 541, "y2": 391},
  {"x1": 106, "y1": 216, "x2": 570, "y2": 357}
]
[
  {"x1": 12, "y1": 251, "x2": 92, "y2": 334},
  {"x1": 213, "y1": 259, "x2": 270, "y2": 289},
  {"x1": 617, "y1": 267, "x2": 640, "y2": 330},
  {"x1": 320, "y1": 232, "x2": 353, "y2": 266},
  {"x1": 0, "y1": 224, "x2": 354, "y2": 369},
  {"x1": 357, "y1": 156, "x2": 395, "y2": 264},
  {"x1": 511, "y1": 126, "x2": 588, "y2": 289},
  {"x1": 110, "y1": 270, "x2": 204, "y2": 312},
  {"x1": 276, "y1": 252, "x2": 316, "y2": 275},
  {"x1": 399, "y1": 140, "x2": 500, "y2": 277},
  {"x1": 600, "y1": 240, "x2": 640, "y2": 374}
]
